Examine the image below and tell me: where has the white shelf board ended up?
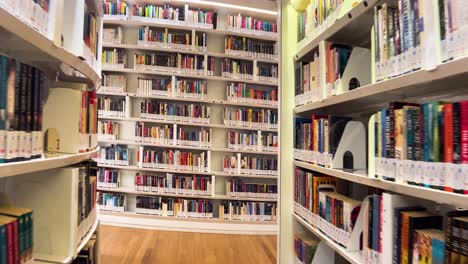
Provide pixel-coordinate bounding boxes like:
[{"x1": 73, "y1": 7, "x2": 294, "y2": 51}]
[
  {"x1": 0, "y1": 5, "x2": 100, "y2": 87},
  {"x1": 293, "y1": 160, "x2": 468, "y2": 208},
  {"x1": 97, "y1": 91, "x2": 279, "y2": 109},
  {"x1": 295, "y1": 0, "x2": 376, "y2": 61},
  {"x1": 102, "y1": 43, "x2": 278, "y2": 64},
  {"x1": 98, "y1": 139, "x2": 277, "y2": 155},
  {"x1": 98, "y1": 116, "x2": 278, "y2": 132},
  {"x1": 101, "y1": 67, "x2": 279, "y2": 86},
  {"x1": 103, "y1": 18, "x2": 278, "y2": 42},
  {"x1": 293, "y1": 213, "x2": 362, "y2": 264},
  {"x1": 75, "y1": 209, "x2": 100, "y2": 257},
  {"x1": 96, "y1": 164, "x2": 278, "y2": 179},
  {"x1": 0, "y1": 148, "x2": 99, "y2": 178},
  {"x1": 100, "y1": 211, "x2": 278, "y2": 235},
  {"x1": 97, "y1": 187, "x2": 277, "y2": 202},
  {"x1": 294, "y1": 56, "x2": 468, "y2": 115}
]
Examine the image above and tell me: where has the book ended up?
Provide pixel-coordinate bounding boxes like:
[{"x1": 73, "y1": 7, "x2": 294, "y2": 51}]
[
  {"x1": 0, "y1": 206, "x2": 33, "y2": 264},
  {"x1": 294, "y1": 233, "x2": 319, "y2": 264},
  {"x1": 413, "y1": 229, "x2": 445, "y2": 264},
  {"x1": 444, "y1": 210, "x2": 468, "y2": 263},
  {"x1": 0, "y1": 215, "x2": 17, "y2": 264}
]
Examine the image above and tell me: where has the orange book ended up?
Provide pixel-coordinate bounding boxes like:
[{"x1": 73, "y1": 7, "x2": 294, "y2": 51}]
[{"x1": 312, "y1": 176, "x2": 338, "y2": 214}]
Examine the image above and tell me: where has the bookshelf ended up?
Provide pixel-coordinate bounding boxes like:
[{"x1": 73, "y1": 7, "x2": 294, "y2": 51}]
[
  {"x1": 97, "y1": 0, "x2": 279, "y2": 232},
  {"x1": 282, "y1": 0, "x2": 468, "y2": 263},
  {"x1": 0, "y1": 1, "x2": 102, "y2": 263}
]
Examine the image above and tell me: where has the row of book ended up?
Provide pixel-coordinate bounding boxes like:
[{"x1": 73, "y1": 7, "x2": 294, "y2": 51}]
[
  {"x1": 297, "y1": 0, "x2": 344, "y2": 41},
  {"x1": 294, "y1": 115, "x2": 351, "y2": 166},
  {"x1": 372, "y1": 101, "x2": 468, "y2": 194},
  {"x1": 97, "y1": 167, "x2": 120, "y2": 188},
  {"x1": 224, "y1": 108, "x2": 278, "y2": 129},
  {"x1": 325, "y1": 43, "x2": 352, "y2": 96},
  {"x1": 221, "y1": 59, "x2": 279, "y2": 80},
  {"x1": 136, "y1": 77, "x2": 172, "y2": 96},
  {"x1": 137, "y1": 27, "x2": 206, "y2": 50},
  {"x1": 226, "y1": 82, "x2": 278, "y2": 106},
  {"x1": 137, "y1": 78, "x2": 208, "y2": 100},
  {"x1": 133, "y1": 52, "x2": 205, "y2": 74},
  {"x1": 0, "y1": 206, "x2": 34, "y2": 264},
  {"x1": 138, "y1": 149, "x2": 209, "y2": 172},
  {"x1": 223, "y1": 155, "x2": 278, "y2": 176},
  {"x1": 98, "y1": 192, "x2": 126, "y2": 212},
  {"x1": 224, "y1": 36, "x2": 278, "y2": 60},
  {"x1": 0, "y1": 56, "x2": 46, "y2": 163},
  {"x1": 135, "y1": 173, "x2": 212, "y2": 196},
  {"x1": 103, "y1": 26, "x2": 123, "y2": 45},
  {"x1": 77, "y1": 161, "x2": 98, "y2": 231},
  {"x1": 97, "y1": 144, "x2": 130, "y2": 166},
  {"x1": 135, "y1": 196, "x2": 214, "y2": 218},
  {"x1": 226, "y1": 179, "x2": 277, "y2": 199},
  {"x1": 134, "y1": 122, "x2": 211, "y2": 148},
  {"x1": 101, "y1": 73, "x2": 126, "y2": 92},
  {"x1": 97, "y1": 97, "x2": 126, "y2": 118},
  {"x1": 2, "y1": 0, "x2": 50, "y2": 35},
  {"x1": 103, "y1": 0, "x2": 128, "y2": 16},
  {"x1": 219, "y1": 200, "x2": 277, "y2": 221},
  {"x1": 228, "y1": 131, "x2": 278, "y2": 153},
  {"x1": 83, "y1": 9, "x2": 99, "y2": 63},
  {"x1": 140, "y1": 100, "x2": 210, "y2": 123},
  {"x1": 295, "y1": 51, "x2": 321, "y2": 106},
  {"x1": 227, "y1": 14, "x2": 277, "y2": 33},
  {"x1": 294, "y1": 234, "x2": 318, "y2": 264},
  {"x1": 102, "y1": 49, "x2": 127, "y2": 68}
]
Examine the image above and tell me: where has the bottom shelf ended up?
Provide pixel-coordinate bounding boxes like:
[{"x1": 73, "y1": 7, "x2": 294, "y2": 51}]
[
  {"x1": 100, "y1": 210, "x2": 277, "y2": 235},
  {"x1": 293, "y1": 213, "x2": 362, "y2": 264}
]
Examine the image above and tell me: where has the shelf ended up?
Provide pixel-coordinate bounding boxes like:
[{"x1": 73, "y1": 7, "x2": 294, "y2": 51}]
[
  {"x1": 293, "y1": 160, "x2": 468, "y2": 208},
  {"x1": 295, "y1": 0, "x2": 376, "y2": 61},
  {"x1": 0, "y1": 148, "x2": 99, "y2": 178},
  {"x1": 0, "y1": 5, "x2": 100, "y2": 87},
  {"x1": 96, "y1": 164, "x2": 278, "y2": 179},
  {"x1": 96, "y1": 187, "x2": 277, "y2": 202},
  {"x1": 101, "y1": 67, "x2": 279, "y2": 86},
  {"x1": 102, "y1": 43, "x2": 278, "y2": 64},
  {"x1": 293, "y1": 213, "x2": 362, "y2": 264},
  {"x1": 75, "y1": 209, "x2": 100, "y2": 257},
  {"x1": 97, "y1": 91, "x2": 279, "y2": 109},
  {"x1": 294, "y1": 56, "x2": 468, "y2": 115},
  {"x1": 103, "y1": 18, "x2": 278, "y2": 41},
  {"x1": 98, "y1": 139, "x2": 277, "y2": 155},
  {"x1": 97, "y1": 116, "x2": 278, "y2": 132}
]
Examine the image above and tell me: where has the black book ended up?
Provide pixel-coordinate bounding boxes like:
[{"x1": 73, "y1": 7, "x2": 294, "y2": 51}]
[
  {"x1": 392, "y1": 206, "x2": 425, "y2": 264},
  {"x1": 444, "y1": 210, "x2": 468, "y2": 263}
]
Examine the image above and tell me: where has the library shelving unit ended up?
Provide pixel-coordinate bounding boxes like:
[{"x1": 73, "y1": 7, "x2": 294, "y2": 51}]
[
  {"x1": 281, "y1": 0, "x2": 468, "y2": 263},
  {"x1": 97, "y1": 0, "x2": 280, "y2": 234},
  {"x1": 0, "y1": 0, "x2": 102, "y2": 263}
]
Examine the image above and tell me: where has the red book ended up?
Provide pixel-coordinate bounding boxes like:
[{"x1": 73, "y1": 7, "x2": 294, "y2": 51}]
[
  {"x1": 461, "y1": 101, "x2": 468, "y2": 194},
  {"x1": 444, "y1": 104, "x2": 454, "y2": 192}
]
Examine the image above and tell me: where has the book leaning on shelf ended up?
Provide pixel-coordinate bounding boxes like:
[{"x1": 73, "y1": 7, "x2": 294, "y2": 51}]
[
  {"x1": 136, "y1": 196, "x2": 213, "y2": 218},
  {"x1": 294, "y1": 115, "x2": 351, "y2": 167},
  {"x1": 223, "y1": 154, "x2": 278, "y2": 176},
  {"x1": 226, "y1": 179, "x2": 277, "y2": 199},
  {"x1": 371, "y1": 100, "x2": 468, "y2": 194},
  {"x1": 140, "y1": 100, "x2": 210, "y2": 124},
  {"x1": 0, "y1": 55, "x2": 46, "y2": 163},
  {"x1": 224, "y1": 108, "x2": 278, "y2": 129},
  {"x1": 219, "y1": 200, "x2": 277, "y2": 221},
  {"x1": 0, "y1": 207, "x2": 33, "y2": 264},
  {"x1": 138, "y1": 149, "x2": 209, "y2": 172},
  {"x1": 135, "y1": 173, "x2": 212, "y2": 196}
]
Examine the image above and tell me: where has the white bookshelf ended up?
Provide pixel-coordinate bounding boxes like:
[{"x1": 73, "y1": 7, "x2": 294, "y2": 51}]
[{"x1": 282, "y1": 0, "x2": 468, "y2": 263}]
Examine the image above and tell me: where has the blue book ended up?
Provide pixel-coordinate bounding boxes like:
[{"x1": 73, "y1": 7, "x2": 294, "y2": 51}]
[
  {"x1": 372, "y1": 194, "x2": 380, "y2": 252},
  {"x1": 431, "y1": 232, "x2": 445, "y2": 264},
  {"x1": 381, "y1": 110, "x2": 387, "y2": 157}
]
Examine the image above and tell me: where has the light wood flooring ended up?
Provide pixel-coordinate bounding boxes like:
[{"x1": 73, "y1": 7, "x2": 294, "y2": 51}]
[{"x1": 100, "y1": 225, "x2": 277, "y2": 264}]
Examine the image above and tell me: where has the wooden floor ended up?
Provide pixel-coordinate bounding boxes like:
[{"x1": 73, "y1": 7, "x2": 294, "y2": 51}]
[{"x1": 100, "y1": 225, "x2": 277, "y2": 264}]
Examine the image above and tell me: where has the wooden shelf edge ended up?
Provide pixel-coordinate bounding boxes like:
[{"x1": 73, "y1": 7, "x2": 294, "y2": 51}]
[{"x1": 293, "y1": 160, "x2": 468, "y2": 208}]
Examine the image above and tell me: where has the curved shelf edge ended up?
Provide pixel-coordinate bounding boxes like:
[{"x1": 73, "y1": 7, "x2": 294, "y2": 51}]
[
  {"x1": 0, "y1": 148, "x2": 99, "y2": 178},
  {"x1": 293, "y1": 160, "x2": 468, "y2": 208},
  {"x1": 75, "y1": 209, "x2": 100, "y2": 258},
  {"x1": 293, "y1": 213, "x2": 362, "y2": 264}
]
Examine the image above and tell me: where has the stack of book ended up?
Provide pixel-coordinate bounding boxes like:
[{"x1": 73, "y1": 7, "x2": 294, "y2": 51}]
[
  {"x1": 372, "y1": 101, "x2": 468, "y2": 194},
  {"x1": 98, "y1": 192, "x2": 126, "y2": 212},
  {"x1": 226, "y1": 179, "x2": 277, "y2": 199},
  {"x1": 224, "y1": 108, "x2": 278, "y2": 129},
  {"x1": 139, "y1": 149, "x2": 209, "y2": 172},
  {"x1": 98, "y1": 96, "x2": 126, "y2": 118},
  {"x1": 226, "y1": 82, "x2": 278, "y2": 106},
  {"x1": 97, "y1": 144, "x2": 129, "y2": 166},
  {"x1": 219, "y1": 201, "x2": 277, "y2": 221},
  {"x1": 0, "y1": 56, "x2": 47, "y2": 163},
  {"x1": 135, "y1": 173, "x2": 212, "y2": 196},
  {"x1": 98, "y1": 120, "x2": 119, "y2": 140},
  {"x1": 140, "y1": 100, "x2": 210, "y2": 124},
  {"x1": 98, "y1": 167, "x2": 120, "y2": 188},
  {"x1": 0, "y1": 206, "x2": 34, "y2": 264},
  {"x1": 225, "y1": 36, "x2": 278, "y2": 60}
]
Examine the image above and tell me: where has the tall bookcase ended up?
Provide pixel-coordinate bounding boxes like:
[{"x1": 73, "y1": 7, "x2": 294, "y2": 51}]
[
  {"x1": 97, "y1": 0, "x2": 280, "y2": 234},
  {"x1": 281, "y1": 0, "x2": 468, "y2": 263},
  {"x1": 0, "y1": 0, "x2": 102, "y2": 263}
]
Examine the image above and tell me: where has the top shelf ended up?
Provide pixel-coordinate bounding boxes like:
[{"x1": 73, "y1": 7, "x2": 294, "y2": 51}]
[
  {"x1": 295, "y1": 0, "x2": 376, "y2": 62},
  {"x1": 103, "y1": 17, "x2": 278, "y2": 42},
  {"x1": 0, "y1": 5, "x2": 100, "y2": 87}
]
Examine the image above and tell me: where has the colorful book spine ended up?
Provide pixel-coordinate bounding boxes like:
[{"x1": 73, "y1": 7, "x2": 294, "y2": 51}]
[
  {"x1": 135, "y1": 173, "x2": 212, "y2": 195},
  {"x1": 218, "y1": 200, "x2": 277, "y2": 221}
]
